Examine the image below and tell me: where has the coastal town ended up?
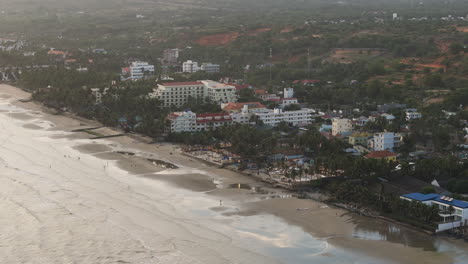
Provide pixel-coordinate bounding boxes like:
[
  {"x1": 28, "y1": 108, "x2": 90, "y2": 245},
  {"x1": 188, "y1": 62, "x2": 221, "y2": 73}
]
[{"x1": 1, "y1": 0, "x2": 468, "y2": 263}]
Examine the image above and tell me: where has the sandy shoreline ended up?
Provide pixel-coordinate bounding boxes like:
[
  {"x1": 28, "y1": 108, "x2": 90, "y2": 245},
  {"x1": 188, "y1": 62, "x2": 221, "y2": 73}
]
[{"x1": 1, "y1": 83, "x2": 468, "y2": 264}]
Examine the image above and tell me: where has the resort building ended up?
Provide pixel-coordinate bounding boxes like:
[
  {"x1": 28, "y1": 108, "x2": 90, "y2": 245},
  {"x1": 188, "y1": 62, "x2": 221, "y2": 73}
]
[
  {"x1": 150, "y1": 80, "x2": 237, "y2": 107},
  {"x1": 200, "y1": 80, "x2": 237, "y2": 105},
  {"x1": 128, "y1": 61, "x2": 155, "y2": 80},
  {"x1": 166, "y1": 111, "x2": 233, "y2": 132},
  {"x1": 332, "y1": 118, "x2": 352, "y2": 136},
  {"x1": 400, "y1": 193, "x2": 468, "y2": 232},
  {"x1": 254, "y1": 108, "x2": 314, "y2": 127}
]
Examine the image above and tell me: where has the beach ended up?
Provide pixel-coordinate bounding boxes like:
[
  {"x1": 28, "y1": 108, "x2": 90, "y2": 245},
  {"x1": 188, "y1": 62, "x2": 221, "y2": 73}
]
[{"x1": 1, "y1": 83, "x2": 468, "y2": 264}]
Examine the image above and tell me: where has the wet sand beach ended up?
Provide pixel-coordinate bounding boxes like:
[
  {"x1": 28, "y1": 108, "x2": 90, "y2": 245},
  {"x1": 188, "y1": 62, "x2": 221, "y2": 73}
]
[{"x1": 1, "y1": 84, "x2": 468, "y2": 264}]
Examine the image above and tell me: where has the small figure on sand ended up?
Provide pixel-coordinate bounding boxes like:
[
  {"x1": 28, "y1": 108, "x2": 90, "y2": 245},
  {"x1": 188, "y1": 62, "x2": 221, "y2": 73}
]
[{"x1": 220, "y1": 200, "x2": 222, "y2": 206}]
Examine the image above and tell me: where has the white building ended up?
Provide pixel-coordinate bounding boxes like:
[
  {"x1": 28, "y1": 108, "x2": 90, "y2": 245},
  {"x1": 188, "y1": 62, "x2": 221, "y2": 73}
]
[
  {"x1": 284, "y1": 87, "x2": 294, "y2": 98},
  {"x1": 254, "y1": 108, "x2": 314, "y2": 127},
  {"x1": 129, "y1": 61, "x2": 155, "y2": 80},
  {"x1": 332, "y1": 118, "x2": 352, "y2": 136},
  {"x1": 200, "y1": 80, "x2": 237, "y2": 105},
  {"x1": 200, "y1": 63, "x2": 220, "y2": 73},
  {"x1": 182, "y1": 60, "x2": 199, "y2": 73},
  {"x1": 149, "y1": 80, "x2": 237, "y2": 107},
  {"x1": 370, "y1": 132, "x2": 402, "y2": 151},
  {"x1": 166, "y1": 111, "x2": 233, "y2": 132},
  {"x1": 90, "y1": 88, "x2": 109, "y2": 104},
  {"x1": 400, "y1": 193, "x2": 468, "y2": 232},
  {"x1": 150, "y1": 82, "x2": 205, "y2": 107}
]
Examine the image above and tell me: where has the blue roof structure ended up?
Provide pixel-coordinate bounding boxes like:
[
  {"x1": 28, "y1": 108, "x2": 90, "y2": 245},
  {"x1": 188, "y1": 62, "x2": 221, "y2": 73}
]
[
  {"x1": 402, "y1": 193, "x2": 468, "y2": 209},
  {"x1": 434, "y1": 197, "x2": 468, "y2": 209},
  {"x1": 402, "y1": 193, "x2": 440, "y2": 201}
]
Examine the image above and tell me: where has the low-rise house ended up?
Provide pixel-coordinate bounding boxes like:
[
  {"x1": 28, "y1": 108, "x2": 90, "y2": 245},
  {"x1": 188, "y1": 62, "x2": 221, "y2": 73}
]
[
  {"x1": 352, "y1": 116, "x2": 370, "y2": 127},
  {"x1": 279, "y1": 98, "x2": 299, "y2": 108},
  {"x1": 406, "y1": 111, "x2": 422, "y2": 121},
  {"x1": 400, "y1": 193, "x2": 468, "y2": 232},
  {"x1": 349, "y1": 133, "x2": 372, "y2": 146},
  {"x1": 365, "y1": 150, "x2": 397, "y2": 162}
]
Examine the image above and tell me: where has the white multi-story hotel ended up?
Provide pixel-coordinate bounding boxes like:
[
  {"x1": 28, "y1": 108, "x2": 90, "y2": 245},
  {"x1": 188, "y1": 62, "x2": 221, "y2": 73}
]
[
  {"x1": 150, "y1": 82, "x2": 205, "y2": 107},
  {"x1": 201, "y1": 80, "x2": 237, "y2": 105},
  {"x1": 182, "y1": 60, "x2": 199, "y2": 73},
  {"x1": 129, "y1": 61, "x2": 155, "y2": 80},
  {"x1": 332, "y1": 118, "x2": 352, "y2": 136},
  {"x1": 200, "y1": 63, "x2": 220, "y2": 73},
  {"x1": 254, "y1": 108, "x2": 314, "y2": 127},
  {"x1": 166, "y1": 111, "x2": 233, "y2": 132},
  {"x1": 149, "y1": 80, "x2": 237, "y2": 107}
]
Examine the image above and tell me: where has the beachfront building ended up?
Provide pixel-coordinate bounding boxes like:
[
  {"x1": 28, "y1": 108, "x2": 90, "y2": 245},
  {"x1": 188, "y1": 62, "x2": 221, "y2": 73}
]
[
  {"x1": 166, "y1": 111, "x2": 196, "y2": 132},
  {"x1": 200, "y1": 63, "x2": 220, "y2": 73},
  {"x1": 129, "y1": 61, "x2": 155, "y2": 80},
  {"x1": 400, "y1": 193, "x2": 468, "y2": 232},
  {"x1": 332, "y1": 118, "x2": 352, "y2": 136},
  {"x1": 166, "y1": 111, "x2": 233, "y2": 132},
  {"x1": 254, "y1": 108, "x2": 314, "y2": 127},
  {"x1": 182, "y1": 60, "x2": 199, "y2": 73},
  {"x1": 150, "y1": 80, "x2": 237, "y2": 107},
  {"x1": 150, "y1": 82, "x2": 205, "y2": 107}
]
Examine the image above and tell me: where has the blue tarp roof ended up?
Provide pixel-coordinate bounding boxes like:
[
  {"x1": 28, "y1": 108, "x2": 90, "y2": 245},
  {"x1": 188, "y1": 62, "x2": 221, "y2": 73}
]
[{"x1": 402, "y1": 193, "x2": 468, "y2": 209}]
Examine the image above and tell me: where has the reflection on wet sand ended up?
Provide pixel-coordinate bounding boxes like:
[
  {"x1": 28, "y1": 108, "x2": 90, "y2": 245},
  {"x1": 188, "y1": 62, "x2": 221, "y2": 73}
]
[{"x1": 1, "y1": 84, "x2": 468, "y2": 264}]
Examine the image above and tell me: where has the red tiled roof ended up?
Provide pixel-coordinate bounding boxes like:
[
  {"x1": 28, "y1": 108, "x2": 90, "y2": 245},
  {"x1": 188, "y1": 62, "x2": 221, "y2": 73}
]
[
  {"x1": 196, "y1": 112, "x2": 232, "y2": 124},
  {"x1": 197, "y1": 112, "x2": 230, "y2": 118},
  {"x1": 231, "y1": 84, "x2": 251, "y2": 91},
  {"x1": 161, "y1": 82, "x2": 203, "y2": 86},
  {"x1": 254, "y1": 89, "x2": 267, "y2": 95},
  {"x1": 223, "y1": 102, "x2": 266, "y2": 111},
  {"x1": 48, "y1": 50, "x2": 66, "y2": 55},
  {"x1": 365, "y1": 150, "x2": 397, "y2": 159}
]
